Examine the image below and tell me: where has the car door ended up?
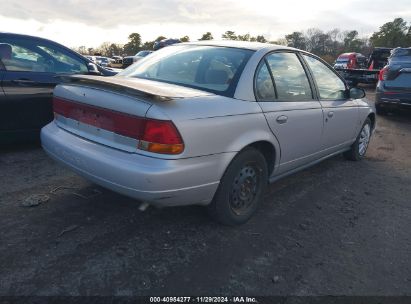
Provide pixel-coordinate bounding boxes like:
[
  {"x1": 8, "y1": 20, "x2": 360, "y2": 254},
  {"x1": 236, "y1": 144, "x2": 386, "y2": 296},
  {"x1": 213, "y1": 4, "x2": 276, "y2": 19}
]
[
  {"x1": 302, "y1": 54, "x2": 359, "y2": 153},
  {"x1": 255, "y1": 51, "x2": 324, "y2": 175},
  {"x1": 0, "y1": 36, "x2": 89, "y2": 137}
]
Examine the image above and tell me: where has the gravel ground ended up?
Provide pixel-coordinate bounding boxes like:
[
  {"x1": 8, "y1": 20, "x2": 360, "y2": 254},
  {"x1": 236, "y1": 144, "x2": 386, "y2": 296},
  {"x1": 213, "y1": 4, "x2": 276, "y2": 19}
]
[{"x1": 0, "y1": 89, "x2": 410, "y2": 296}]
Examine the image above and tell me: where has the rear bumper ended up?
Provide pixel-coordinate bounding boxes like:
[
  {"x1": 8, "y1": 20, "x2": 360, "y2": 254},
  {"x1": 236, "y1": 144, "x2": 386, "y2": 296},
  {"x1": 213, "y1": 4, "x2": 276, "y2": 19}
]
[
  {"x1": 41, "y1": 122, "x2": 233, "y2": 207},
  {"x1": 375, "y1": 92, "x2": 411, "y2": 111}
]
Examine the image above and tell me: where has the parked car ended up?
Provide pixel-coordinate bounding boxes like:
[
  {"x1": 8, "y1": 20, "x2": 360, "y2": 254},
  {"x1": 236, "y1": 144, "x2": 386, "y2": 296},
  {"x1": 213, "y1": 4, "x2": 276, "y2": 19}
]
[
  {"x1": 153, "y1": 38, "x2": 181, "y2": 51},
  {"x1": 85, "y1": 55, "x2": 100, "y2": 64},
  {"x1": 110, "y1": 56, "x2": 123, "y2": 68},
  {"x1": 376, "y1": 47, "x2": 411, "y2": 114},
  {"x1": 334, "y1": 48, "x2": 393, "y2": 86},
  {"x1": 334, "y1": 52, "x2": 367, "y2": 69},
  {"x1": 41, "y1": 41, "x2": 375, "y2": 225},
  {"x1": 0, "y1": 32, "x2": 117, "y2": 144},
  {"x1": 95, "y1": 56, "x2": 110, "y2": 67},
  {"x1": 122, "y1": 50, "x2": 153, "y2": 68}
]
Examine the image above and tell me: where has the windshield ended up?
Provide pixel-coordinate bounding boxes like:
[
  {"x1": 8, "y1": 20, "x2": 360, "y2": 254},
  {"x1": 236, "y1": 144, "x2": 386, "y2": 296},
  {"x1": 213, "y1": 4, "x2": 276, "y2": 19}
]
[{"x1": 119, "y1": 45, "x2": 254, "y2": 96}]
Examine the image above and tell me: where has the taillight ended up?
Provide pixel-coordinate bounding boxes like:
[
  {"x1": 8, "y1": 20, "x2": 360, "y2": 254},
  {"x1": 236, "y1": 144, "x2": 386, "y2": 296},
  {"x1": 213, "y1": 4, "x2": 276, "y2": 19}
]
[
  {"x1": 138, "y1": 120, "x2": 184, "y2": 155},
  {"x1": 379, "y1": 66, "x2": 389, "y2": 81},
  {"x1": 53, "y1": 97, "x2": 184, "y2": 155}
]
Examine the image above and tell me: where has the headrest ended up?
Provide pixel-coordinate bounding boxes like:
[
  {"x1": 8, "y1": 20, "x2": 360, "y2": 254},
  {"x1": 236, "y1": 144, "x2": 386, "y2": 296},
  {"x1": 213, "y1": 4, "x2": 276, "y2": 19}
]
[{"x1": 205, "y1": 69, "x2": 229, "y2": 85}]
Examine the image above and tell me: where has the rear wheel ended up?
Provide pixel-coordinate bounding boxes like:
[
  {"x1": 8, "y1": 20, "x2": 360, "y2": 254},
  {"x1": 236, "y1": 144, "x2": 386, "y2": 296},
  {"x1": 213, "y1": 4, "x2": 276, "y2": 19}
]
[
  {"x1": 343, "y1": 118, "x2": 372, "y2": 161},
  {"x1": 208, "y1": 148, "x2": 268, "y2": 226}
]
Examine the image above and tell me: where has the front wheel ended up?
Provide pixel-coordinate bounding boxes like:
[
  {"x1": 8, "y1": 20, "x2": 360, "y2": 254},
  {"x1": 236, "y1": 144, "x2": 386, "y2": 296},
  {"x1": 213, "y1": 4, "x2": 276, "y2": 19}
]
[
  {"x1": 207, "y1": 148, "x2": 268, "y2": 226},
  {"x1": 343, "y1": 118, "x2": 372, "y2": 161}
]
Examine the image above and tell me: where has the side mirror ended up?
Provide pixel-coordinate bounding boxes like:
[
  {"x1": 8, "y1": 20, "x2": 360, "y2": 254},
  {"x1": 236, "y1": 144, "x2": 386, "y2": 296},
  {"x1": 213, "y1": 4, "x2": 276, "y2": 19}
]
[
  {"x1": 349, "y1": 87, "x2": 366, "y2": 99},
  {"x1": 87, "y1": 62, "x2": 101, "y2": 75}
]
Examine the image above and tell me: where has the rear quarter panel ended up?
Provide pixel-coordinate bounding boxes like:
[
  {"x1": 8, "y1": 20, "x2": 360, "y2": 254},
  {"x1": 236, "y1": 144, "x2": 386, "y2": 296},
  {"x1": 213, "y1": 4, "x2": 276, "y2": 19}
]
[{"x1": 146, "y1": 95, "x2": 281, "y2": 170}]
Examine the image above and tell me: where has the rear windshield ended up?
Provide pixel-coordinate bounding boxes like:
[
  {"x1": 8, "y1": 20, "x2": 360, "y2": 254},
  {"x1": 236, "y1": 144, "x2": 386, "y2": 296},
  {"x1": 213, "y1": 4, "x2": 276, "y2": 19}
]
[
  {"x1": 372, "y1": 50, "x2": 391, "y2": 60},
  {"x1": 119, "y1": 45, "x2": 254, "y2": 97}
]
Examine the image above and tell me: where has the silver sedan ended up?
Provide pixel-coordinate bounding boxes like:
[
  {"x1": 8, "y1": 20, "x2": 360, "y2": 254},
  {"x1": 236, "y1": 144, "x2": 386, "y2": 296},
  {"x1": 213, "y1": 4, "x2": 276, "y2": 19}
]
[{"x1": 41, "y1": 41, "x2": 375, "y2": 225}]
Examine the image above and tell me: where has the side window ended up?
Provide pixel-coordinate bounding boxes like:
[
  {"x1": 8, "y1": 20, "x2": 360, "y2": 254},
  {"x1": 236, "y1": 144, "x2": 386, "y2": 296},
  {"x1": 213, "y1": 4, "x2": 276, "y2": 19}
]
[
  {"x1": 37, "y1": 45, "x2": 88, "y2": 74},
  {"x1": 0, "y1": 43, "x2": 11, "y2": 70},
  {"x1": 303, "y1": 55, "x2": 346, "y2": 100},
  {"x1": 0, "y1": 39, "x2": 88, "y2": 74},
  {"x1": 0, "y1": 43, "x2": 46, "y2": 72},
  {"x1": 255, "y1": 62, "x2": 275, "y2": 101},
  {"x1": 266, "y1": 52, "x2": 313, "y2": 101}
]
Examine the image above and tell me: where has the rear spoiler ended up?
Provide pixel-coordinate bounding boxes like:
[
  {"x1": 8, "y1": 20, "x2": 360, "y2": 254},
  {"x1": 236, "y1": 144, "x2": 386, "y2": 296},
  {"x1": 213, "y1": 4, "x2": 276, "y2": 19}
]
[
  {"x1": 57, "y1": 75, "x2": 175, "y2": 102},
  {"x1": 56, "y1": 75, "x2": 201, "y2": 102}
]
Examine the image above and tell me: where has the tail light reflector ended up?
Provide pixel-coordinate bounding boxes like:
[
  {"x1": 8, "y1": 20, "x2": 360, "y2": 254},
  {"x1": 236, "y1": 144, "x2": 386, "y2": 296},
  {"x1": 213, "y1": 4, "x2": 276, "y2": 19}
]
[{"x1": 379, "y1": 66, "x2": 389, "y2": 81}]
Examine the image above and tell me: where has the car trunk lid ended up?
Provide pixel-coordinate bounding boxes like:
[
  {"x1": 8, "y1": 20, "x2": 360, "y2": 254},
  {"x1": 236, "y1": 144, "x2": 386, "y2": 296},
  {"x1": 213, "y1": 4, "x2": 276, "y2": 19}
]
[{"x1": 52, "y1": 75, "x2": 211, "y2": 153}]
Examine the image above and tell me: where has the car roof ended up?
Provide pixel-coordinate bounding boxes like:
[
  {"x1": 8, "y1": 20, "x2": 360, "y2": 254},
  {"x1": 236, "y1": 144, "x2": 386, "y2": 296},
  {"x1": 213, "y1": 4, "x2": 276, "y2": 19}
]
[
  {"x1": 0, "y1": 32, "x2": 63, "y2": 45},
  {"x1": 181, "y1": 40, "x2": 297, "y2": 51}
]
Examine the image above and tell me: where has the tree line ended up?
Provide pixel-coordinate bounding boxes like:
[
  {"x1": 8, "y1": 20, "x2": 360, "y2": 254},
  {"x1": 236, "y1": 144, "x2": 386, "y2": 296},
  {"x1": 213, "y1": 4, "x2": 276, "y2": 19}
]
[{"x1": 73, "y1": 17, "x2": 411, "y2": 63}]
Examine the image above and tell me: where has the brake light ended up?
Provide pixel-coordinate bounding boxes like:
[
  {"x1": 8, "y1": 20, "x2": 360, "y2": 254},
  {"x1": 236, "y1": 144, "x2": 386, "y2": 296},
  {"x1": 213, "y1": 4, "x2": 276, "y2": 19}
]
[
  {"x1": 379, "y1": 66, "x2": 389, "y2": 81},
  {"x1": 53, "y1": 97, "x2": 184, "y2": 155},
  {"x1": 138, "y1": 120, "x2": 184, "y2": 154}
]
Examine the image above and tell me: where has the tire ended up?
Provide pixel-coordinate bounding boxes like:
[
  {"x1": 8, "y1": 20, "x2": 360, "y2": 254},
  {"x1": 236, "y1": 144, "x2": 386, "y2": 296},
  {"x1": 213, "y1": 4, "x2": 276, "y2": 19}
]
[
  {"x1": 207, "y1": 147, "x2": 268, "y2": 226},
  {"x1": 343, "y1": 118, "x2": 372, "y2": 161}
]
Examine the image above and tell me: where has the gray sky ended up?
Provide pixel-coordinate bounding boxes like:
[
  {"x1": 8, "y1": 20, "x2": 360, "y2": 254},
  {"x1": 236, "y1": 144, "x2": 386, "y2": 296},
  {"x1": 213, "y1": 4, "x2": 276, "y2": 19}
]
[{"x1": 1, "y1": 0, "x2": 410, "y2": 48}]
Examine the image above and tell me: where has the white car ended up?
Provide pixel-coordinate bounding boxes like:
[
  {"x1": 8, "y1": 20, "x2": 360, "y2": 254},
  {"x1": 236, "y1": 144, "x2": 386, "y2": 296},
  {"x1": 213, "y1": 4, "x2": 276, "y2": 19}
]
[{"x1": 41, "y1": 41, "x2": 375, "y2": 225}]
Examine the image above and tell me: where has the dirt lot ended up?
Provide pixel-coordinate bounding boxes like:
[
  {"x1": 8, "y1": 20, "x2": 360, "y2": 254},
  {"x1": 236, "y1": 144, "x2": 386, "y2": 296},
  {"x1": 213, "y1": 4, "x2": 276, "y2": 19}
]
[{"x1": 0, "y1": 89, "x2": 410, "y2": 296}]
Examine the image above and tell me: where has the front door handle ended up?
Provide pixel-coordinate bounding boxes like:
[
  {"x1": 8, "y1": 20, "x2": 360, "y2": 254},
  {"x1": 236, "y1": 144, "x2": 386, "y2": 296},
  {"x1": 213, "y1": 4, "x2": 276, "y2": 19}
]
[
  {"x1": 12, "y1": 79, "x2": 37, "y2": 86},
  {"x1": 327, "y1": 111, "x2": 334, "y2": 118},
  {"x1": 276, "y1": 115, "x2": 288, "y2": 124}
]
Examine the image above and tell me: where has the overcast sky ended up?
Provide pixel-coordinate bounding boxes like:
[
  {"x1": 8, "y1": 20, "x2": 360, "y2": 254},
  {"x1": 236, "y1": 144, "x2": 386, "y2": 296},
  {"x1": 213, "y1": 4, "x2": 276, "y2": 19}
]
[{"x1": 1, "y1": 0, "x2": 411, "y2": 48}]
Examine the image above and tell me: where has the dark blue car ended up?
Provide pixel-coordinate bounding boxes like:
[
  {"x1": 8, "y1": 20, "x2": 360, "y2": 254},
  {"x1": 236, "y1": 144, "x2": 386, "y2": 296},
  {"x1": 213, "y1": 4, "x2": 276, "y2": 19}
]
[
  {"x1": 153, "y1": 38, "x2": 181, "y2": 51},
  {"x1": 376, "y1": 47, "x2": 411, "y2": 115},
  {"x1": 0, "y1": 32, "x2": 117, "y2": 144}
]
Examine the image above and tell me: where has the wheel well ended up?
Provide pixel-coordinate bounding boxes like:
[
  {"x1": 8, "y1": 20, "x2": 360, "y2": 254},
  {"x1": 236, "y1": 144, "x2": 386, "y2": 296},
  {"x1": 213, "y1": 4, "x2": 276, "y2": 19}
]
[
  {"x1": 368, "y1": 113, "x2": 376, "y2": 130},
  {"x1": 248, "y1": 141, "x2": 276, "y2": 176}
]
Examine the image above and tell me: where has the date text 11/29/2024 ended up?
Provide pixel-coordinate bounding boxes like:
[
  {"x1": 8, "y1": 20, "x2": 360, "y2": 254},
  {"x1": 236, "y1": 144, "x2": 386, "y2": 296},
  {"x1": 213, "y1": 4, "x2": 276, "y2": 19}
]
[{"x1": 149, "y1": 297, "x2": 257, "y2": 303}]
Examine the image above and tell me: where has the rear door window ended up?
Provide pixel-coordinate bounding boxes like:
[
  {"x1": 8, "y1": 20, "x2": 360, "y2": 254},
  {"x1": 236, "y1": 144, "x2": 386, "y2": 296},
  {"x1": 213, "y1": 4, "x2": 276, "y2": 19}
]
[
  {"x1": 0, "y1": 43, "x2": 45, "y2": 72},
  {"x1": 0, "y1": 39, "x2": 88, "y2": 74}
]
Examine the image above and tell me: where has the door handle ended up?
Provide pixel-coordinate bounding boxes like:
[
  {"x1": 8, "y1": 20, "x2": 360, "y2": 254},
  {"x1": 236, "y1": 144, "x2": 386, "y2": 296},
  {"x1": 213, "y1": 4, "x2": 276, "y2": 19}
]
[
  {"x1": 327, "y1": 111, "x2": 334, "y2": 118},
  {"x1": 276, "y1": 115, "x2": 288, "y2": 124},
  {"x1": 12, "y1": 79, "x2": 37, "y2": 85}
]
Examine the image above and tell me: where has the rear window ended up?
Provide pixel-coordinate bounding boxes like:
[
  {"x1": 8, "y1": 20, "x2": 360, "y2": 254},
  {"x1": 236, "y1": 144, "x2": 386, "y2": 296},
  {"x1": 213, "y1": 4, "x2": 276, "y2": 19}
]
[
  {"x1": 119, "y1": 45, "x2": 254, "y2": 97},
  {"x1": 372, "y1": 50, "x2": 391, "y2": 60},
  {"x1": 391, "y1": 48, "x2": 411, "y2": 57}
]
